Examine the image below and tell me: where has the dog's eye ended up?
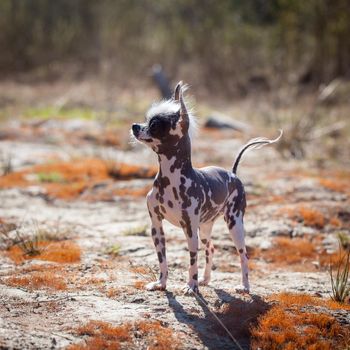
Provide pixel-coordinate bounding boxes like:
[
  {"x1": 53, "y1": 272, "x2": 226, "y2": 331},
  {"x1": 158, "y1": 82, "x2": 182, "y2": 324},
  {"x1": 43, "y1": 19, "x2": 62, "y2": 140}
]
[
  {"x1": 149, "y1": 122, "x2": 158, "y2": 132},
  {"x1": 148, "y1": 117, "x2": 171, "y2": 138}
]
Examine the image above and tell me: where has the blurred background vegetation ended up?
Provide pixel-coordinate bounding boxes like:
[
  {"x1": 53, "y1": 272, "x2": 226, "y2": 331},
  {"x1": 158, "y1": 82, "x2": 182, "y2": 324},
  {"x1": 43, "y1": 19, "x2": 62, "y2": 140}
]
[{"x1": 1, "y1": 0, "x2": 349, "y2": 95}]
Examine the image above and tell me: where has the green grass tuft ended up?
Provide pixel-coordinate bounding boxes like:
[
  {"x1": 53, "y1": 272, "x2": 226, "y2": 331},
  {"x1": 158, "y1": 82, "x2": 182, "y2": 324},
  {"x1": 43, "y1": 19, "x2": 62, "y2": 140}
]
[
  {"x1": 122, "y1": 225, "x2": 148, "y2": 237},
  {"x1": 106, "y1": 243, "x2": 121, "y2": 257},
  {"x1": 23, "y1": 106, "x2": 99, "y2": 120},
  {"x1": 36, "y1": 172, "x2": 64, "y2": 183},
  {"x1": 330, "y1": 241, "x2": 350, "y2": 303}
]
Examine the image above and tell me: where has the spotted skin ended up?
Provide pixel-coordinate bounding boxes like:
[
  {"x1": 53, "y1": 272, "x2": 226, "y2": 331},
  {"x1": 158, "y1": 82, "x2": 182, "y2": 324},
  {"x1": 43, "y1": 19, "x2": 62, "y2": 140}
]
[
  {"x1": 132, "y1": 82, "x2": 280, "y2": 294},
  {"x1": 199, "y1": 221, "x2": 215, "y2": 285}
]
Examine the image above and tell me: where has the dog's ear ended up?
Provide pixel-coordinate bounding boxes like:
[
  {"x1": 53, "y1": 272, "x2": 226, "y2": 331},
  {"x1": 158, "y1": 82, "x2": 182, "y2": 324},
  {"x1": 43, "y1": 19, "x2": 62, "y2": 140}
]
[
  {"x1": 174, "y1": 81, "x2": 182, "y2": 101},
  {"x1": 179, "y1": 86, "x2": 190, "y2": 132}
]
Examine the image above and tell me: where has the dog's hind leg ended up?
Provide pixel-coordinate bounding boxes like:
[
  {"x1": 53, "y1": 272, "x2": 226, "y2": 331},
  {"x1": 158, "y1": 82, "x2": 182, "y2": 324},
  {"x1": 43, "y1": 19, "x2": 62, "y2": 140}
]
[
  {"x1": 226, "y1": 213, "x2": 250, "y2": 293},
  {"x1": 199, "y1": 221, "x2": 214, "y2": 286}
]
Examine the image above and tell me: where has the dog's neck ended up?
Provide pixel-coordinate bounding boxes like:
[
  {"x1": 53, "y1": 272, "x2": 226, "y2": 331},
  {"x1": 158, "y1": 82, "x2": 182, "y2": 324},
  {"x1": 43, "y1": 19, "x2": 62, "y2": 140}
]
[{"x1": 157, "y1": 134, "x2": 193, "y2": 178}]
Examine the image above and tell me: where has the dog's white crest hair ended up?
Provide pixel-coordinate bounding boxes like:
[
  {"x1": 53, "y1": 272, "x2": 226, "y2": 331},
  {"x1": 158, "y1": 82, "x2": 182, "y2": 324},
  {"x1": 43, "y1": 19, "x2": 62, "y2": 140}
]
[
  {"x1": 146, "y1": 87, "x2": 198, "y2": 140},
  {"x1": 146, "y1": 100, "x2": 180, "y2": 121}
]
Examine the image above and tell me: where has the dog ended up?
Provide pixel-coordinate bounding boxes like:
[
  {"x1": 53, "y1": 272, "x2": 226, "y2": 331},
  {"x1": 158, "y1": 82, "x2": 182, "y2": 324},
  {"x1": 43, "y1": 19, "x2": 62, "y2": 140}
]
[{"x1": 131, "y1": 81, "x2": 282, "y2": 294}]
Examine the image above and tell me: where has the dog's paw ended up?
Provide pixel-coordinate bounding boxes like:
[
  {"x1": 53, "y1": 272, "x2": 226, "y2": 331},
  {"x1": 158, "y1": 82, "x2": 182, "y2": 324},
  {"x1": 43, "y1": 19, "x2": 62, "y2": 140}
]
[
  {"x1": 198, "y1": 277, "x2": 210, "y2": 286},
  {"x1": 183, "y1": 284, "x2": 199, "y2": 296},
  {"x1": 235, "y1": 284, "x2": 250, "y2": 294},
  {"x1": 145, "y1": 281, "x2": 166, "y2": 291}
]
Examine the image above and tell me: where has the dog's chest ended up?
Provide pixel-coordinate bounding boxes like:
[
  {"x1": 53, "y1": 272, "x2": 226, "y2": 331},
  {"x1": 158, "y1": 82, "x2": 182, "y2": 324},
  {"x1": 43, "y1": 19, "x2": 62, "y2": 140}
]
[{"x1": 156, "y1": 184, "x2": 184, "y2": 227}]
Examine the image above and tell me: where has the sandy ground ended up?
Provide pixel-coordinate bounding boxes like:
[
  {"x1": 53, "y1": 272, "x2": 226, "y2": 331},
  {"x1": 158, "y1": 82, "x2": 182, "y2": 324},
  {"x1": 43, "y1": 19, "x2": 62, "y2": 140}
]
[{"x1": 0, "y1": 116, "x2": 349, "y2": 349}]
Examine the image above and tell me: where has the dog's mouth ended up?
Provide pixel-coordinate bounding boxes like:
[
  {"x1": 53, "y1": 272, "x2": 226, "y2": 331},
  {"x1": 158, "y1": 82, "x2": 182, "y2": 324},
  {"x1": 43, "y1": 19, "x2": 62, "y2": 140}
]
[{"x1": 137, "y1": 135, "x2": 154, "y2": 143}]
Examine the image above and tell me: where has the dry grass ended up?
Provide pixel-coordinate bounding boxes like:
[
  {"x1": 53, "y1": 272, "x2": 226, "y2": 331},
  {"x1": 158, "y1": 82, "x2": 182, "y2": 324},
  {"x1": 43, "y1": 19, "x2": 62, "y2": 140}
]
[
  {"x1": 134, "y1": 280, "x2": 147, "y2": 289},
  {"x1": 319, "y1": 178, "x2": 346, "y2": 193},
  {"x1": 258, "y1": 236, "x2": 346, "y2": 270},
  {"x1": 129, "y1": 263, "x2": 157, "y2": 290},
  {"x1": 6, "y1": 240, "x2": 81, "y2": 264},
  {"x1": 280, "y1": 205, "x2": 328, "y2": 228},
  {"x1": 262, "y1": 237, "x2": 316, "y2": 266},
  {"x1": 296, "y1": 206, "x2": 325, "y2": 228},
  {"x1": 136, "y1": 320, "x2": 180, "y2": 350},
  {"x1": 69, "y1": 320, "x2": 132, "y2": 350},
  {"x1": 251, "y1": 293, "x2": 350, "y2": 350},
  {"x1": 68, "y1": 320, "x2": 180, "y2": 350},
  {"x1": 330, "y1": 247, "x2": 350, "y2": 303},
  {"x1": 106, "y1": 287, "x2": 122, "y2": 298},
  {"x1": 318, "y1": 246, "x2": 348, "y2": 269},
  {"x1": 74, "y1": 277, "x2": 108, "y2": 291},
  {"x1": 329, "y1": 216, "x2": 342, "y2": 227},
  {"x1": 299, "y1": 206, "x2": 325, "y2": 228},
  {"x1": 4, "y1": 270, "x2": 67, "y2": 291},
  {"x1": 0, "y1": 158, "x2": 157, "y2": 200},
  {"x1": 270, "y1": 292, "x2": 350, "y2": 311},
  {"x1": 129, "y1": 262, "x2": 158, "y2": 282},
  {"x1": 318, "y1": 171, "x2": 350, "y2": 194}
]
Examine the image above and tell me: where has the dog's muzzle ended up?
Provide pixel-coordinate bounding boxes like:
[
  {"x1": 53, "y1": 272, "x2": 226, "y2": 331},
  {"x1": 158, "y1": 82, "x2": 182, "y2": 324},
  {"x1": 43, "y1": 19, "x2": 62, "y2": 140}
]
[{"x1": 132, "y1": 123, "x2": 141, "y2": 138}]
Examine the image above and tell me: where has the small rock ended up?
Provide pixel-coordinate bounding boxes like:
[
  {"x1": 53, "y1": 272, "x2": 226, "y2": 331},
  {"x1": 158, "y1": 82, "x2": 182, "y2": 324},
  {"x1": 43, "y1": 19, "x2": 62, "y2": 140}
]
[
  {"x1": 204, "y1": 114, "x2": 250, "y2": 131},
  {"x1": 322, "y1": 235, "x2": 339, "y2": 254},
  {"x1": 259, "y1": 240, "x2": 272, "y2": 251},
  {"x1": 131, "y1": 297, "x2": 145, "y2": 304},
  {"x1": 312, "y1": 261, "x2": 320, "y2": 269}
]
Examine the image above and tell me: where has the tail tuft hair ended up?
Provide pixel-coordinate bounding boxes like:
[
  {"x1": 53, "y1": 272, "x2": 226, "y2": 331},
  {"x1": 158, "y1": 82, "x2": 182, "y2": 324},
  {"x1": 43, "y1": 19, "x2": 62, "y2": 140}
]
[{"x1": 232, "y1": 130, "x2": 283, "y2": 174}]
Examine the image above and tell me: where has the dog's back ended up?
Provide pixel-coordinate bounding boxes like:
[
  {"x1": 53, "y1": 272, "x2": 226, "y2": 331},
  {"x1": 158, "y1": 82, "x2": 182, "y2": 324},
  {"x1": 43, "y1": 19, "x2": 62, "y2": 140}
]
[{"x1": 192, "y1": 166, "x2": 246, "y2": 224}]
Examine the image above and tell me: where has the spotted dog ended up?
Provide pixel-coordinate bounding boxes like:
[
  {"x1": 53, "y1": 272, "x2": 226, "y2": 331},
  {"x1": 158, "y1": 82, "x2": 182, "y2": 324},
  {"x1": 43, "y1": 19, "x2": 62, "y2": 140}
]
[{"x1": 131, "y1": 82, "x2": 282, "y2": 294}]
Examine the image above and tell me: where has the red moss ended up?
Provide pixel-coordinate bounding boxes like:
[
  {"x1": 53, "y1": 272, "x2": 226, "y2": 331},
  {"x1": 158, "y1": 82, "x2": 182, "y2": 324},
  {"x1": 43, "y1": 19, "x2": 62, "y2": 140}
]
[
  {"x1": 251, "y1": 295, "x2": 350, "y2": 350},
  {"x1": 5, "y1": 271, "x2": 67, "y2": 291},
  {"x1": 0, "y1": 158, "x2": 156, "y2": 200},
  {"x1": 257, "y1": 236, "x2": 344, "y2": 270},
  {"x1": 6, "y1": 240, "x2": 81, "y2": 264},
  {"x1": 106, "y1": 287, "x2": 121, "y2": 298},
  {"x1": 270, "y1": 292, "x2": 350, "y2": 311},
  {"x1": 299, "y1": 207, "x2": 325, "y2": 228},
  {"x1": 329, "y1": 216, "x2": 342, "y2": 227},
  {"x1": 69, "y1": 320, "x2": 181, "y2": 350},
  {"x1": 134, "y1": 281, "x2": 146, "y2": 289},
  {"x1": 319, "y1": 174, "x2": 350, "y2": 194},
  {"x1": 263, "y1": 237, "x2": 316, "y2": 265},
  {"x1": 136, "y1": 320, "x2": 179, "y2": 350}
]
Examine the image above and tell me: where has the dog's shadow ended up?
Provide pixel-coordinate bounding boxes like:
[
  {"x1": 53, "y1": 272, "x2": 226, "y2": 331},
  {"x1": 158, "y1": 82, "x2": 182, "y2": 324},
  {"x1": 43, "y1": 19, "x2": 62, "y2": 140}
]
[{"x1": 165, "y1": 288, "x2": 270, "y2": 350}]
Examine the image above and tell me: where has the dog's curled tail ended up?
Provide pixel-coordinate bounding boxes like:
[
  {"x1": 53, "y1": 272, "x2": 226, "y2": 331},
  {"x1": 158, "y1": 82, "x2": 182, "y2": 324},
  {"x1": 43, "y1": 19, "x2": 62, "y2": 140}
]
[{"x1": 232, "y1": 129, "x2": 283, "y2": 174}]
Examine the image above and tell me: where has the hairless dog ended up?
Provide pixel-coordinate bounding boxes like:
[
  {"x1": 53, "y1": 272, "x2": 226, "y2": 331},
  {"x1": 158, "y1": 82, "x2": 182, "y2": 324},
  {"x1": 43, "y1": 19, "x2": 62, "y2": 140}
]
[{"x1": 131, "y1": 81, "x2": 282, "y2": 295}]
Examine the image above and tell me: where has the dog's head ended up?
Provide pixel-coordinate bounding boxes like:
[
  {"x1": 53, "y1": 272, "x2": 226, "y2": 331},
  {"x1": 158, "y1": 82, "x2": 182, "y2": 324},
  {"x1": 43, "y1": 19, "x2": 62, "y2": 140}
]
[{"x1": 131, "y1": 82, "x2": 196, "y2": 154}]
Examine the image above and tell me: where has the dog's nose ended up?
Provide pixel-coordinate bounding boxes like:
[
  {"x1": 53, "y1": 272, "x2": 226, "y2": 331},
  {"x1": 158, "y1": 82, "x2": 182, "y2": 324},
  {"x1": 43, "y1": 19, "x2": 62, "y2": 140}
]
[{"x1": 132, "y1": 123, "x2": 141, "y2": 136}]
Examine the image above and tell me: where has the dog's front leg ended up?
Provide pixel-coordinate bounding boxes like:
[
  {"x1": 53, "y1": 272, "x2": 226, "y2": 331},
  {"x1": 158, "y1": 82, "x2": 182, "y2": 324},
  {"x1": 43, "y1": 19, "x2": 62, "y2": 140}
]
[
  {"x1": 146, "y1": 222, "x2": 167, "y2": 291},
  {"x1": 146, "y1": 202, "x2": 168, "y2": 291},
  {"x1": 181, "y1": 216, "x2": 200, "y2": 295}
]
